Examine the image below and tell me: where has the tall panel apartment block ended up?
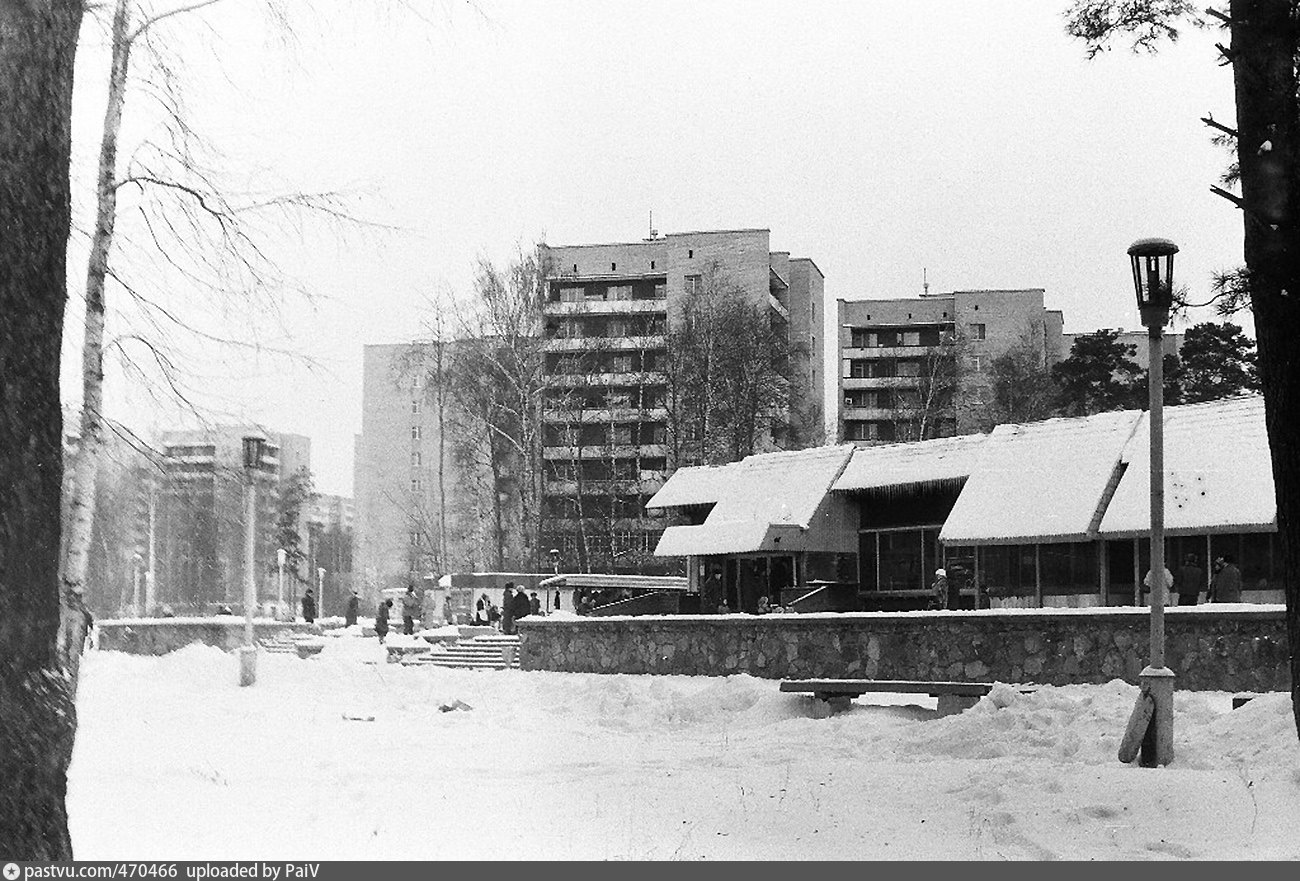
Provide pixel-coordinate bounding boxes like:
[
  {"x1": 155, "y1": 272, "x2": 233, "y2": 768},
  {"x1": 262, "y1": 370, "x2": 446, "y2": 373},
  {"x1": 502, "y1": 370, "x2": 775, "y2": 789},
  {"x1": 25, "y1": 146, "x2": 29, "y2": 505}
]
[
  {"x1": 540, "y1": 228, "x2": 824, "y2": 573},
  {"x1": 156, "y1": 426, "x2": 310, "y2": 612},
  {"x1": 838, "y1": 289, "x2": 1065, "y2": 443}
]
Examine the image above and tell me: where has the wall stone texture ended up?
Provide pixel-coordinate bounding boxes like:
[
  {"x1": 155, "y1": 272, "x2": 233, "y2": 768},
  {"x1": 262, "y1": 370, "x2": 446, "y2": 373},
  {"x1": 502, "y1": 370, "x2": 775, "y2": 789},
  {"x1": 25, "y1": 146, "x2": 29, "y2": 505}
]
[
  {"x1": 518, "y1": 608, "x2": 1289, "y2": 692},
  {"x1": 97, "y1": 619, "x2": 317, "y2": 655}
]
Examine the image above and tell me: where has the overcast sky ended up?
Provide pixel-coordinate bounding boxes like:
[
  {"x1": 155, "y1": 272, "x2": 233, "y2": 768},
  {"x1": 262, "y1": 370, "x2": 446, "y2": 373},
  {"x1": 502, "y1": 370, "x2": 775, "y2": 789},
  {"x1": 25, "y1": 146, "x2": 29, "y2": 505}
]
[{"x1": 62, "y1": 1, "x2": 1240, "y2": 497}]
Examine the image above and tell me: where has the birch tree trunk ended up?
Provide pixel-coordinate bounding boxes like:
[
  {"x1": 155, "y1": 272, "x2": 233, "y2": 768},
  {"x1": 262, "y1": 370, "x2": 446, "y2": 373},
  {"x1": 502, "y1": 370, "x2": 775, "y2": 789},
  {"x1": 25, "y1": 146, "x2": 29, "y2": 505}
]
[
  {"x1": 60, "y1": 0, "x2": 132, "y2": 675},
  {"x1": 0, "y1": 0, "x2": 85, "y2": 858}
]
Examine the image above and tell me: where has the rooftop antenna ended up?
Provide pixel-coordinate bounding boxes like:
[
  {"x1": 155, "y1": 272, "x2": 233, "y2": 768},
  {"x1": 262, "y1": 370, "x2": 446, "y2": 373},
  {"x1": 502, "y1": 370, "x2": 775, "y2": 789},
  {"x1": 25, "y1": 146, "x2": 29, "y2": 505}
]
[
  {"x1": 923, "y1": 267, "x2": 930, "y2": 296},
  {"x1": 649, "y1": 210, "x2": 658, "y2": 240}
]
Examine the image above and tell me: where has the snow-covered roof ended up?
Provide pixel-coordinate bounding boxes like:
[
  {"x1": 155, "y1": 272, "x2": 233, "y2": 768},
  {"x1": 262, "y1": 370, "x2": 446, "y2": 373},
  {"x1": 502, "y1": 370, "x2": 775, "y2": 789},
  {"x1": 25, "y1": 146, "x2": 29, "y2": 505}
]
[
  {"x1": 1098, "y1": 395, "x2": 1274, "y2": 537},
  {"x1": 644, "y1": 462, "x2": 736, "y2": 509},
  {"x1": 538, "y1": 573, "x2": 689, "y2": 591},
  {"x1": 653, "y1": 445, "x2": 855, "y2": 556},
  {"x1": 832, "y1": 433, "x2": 989, "y2": 492},
  {"x1": 940, "y1": 410, "x2": 1142, "y2": 545}
]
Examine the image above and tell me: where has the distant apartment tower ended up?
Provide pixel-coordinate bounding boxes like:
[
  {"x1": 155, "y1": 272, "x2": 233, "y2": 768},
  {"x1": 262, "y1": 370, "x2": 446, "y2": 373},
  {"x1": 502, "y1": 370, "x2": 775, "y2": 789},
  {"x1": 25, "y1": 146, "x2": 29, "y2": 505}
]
[
  {"x1": 838, "y1": 289, "x2": 1065, "y2": 442},
  {"x1": 156, "y1": 427, "x2": 311, "y2": 612},
  {"x1": 355, "y1": 342, "x2": 468, "y2": 598},
  {"x1": 540, "y1": 228, "x2": 825, "y2": 571}
]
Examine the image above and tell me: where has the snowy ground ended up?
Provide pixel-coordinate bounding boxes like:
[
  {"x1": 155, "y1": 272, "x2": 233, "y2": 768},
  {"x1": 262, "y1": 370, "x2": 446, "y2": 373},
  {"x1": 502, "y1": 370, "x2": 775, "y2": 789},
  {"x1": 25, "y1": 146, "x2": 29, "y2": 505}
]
[{"x1": 69, "y1": 636, "x2": 1300, "y2": 861}]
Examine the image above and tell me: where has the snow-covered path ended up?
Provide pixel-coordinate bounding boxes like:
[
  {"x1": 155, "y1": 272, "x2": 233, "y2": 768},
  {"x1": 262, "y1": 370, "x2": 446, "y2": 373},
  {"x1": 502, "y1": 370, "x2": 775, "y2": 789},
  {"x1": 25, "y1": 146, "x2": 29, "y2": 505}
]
[{"x1": 68, "y1": 637, "x2": 1300, "y2": 860}]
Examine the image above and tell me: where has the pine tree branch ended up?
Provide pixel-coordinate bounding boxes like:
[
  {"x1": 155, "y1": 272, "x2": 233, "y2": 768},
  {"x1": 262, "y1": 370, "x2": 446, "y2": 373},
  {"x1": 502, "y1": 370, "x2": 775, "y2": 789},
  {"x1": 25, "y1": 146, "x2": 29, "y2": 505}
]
[{"x1": 1201, "y1": 114, "x2": 1239, "y2": 138}]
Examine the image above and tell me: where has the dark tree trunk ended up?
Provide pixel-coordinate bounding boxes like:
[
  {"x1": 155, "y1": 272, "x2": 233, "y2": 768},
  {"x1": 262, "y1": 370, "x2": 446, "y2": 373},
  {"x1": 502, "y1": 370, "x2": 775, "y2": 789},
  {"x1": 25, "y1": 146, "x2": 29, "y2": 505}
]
[
  {"x1": 0, "y1": 0, "x2": 85, "y2": 860},
  {"x1": 1230, "y1": 0, "x2": 1300, "y2": 738}
]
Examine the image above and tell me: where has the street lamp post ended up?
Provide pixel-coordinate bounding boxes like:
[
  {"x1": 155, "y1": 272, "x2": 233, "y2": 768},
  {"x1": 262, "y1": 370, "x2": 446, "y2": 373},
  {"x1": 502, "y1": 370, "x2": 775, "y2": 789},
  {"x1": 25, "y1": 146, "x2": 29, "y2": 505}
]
[
  {"x1": 317, "y1": 566, "x2": 326, "y2": 620},
  {"x1": 277, "y1": 548, "x2": 287, "y2": 620},
  {"x1": 1122, "y1": 237, "x2": 1178, "y2": 767},
  {"x1": 239, "y1": 434, "x2": 266, "y2": 687},
  {"x1": 548, "y1": 548, "x2": 560, "y2": 613},
  {"x1": 131, "y1": 552, "x2": 143, "y2": 617}
]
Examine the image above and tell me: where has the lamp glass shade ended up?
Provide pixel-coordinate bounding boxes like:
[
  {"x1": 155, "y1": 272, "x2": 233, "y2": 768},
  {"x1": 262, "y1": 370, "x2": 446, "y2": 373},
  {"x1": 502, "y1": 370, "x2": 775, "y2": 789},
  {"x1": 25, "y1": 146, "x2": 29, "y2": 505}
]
[
  {"x1": 1127, "y1": 238, "x2": 1178, "y2": 323},
  {"x1": 242, "y1": 435, "x2": 266, "y2": 471}
]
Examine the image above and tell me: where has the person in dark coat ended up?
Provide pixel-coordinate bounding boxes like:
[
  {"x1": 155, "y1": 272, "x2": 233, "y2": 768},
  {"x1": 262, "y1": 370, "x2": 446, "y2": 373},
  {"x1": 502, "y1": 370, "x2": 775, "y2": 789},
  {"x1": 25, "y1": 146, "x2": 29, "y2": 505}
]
[
  {"x1": 529, "y1": 591, "x2": 541, "y2": 616},
  {"x1": 301, "y1": 589, "x2": 317, "y2": 624},
  {"x1": 501, "y1": 583, "x2": 516, "y2": 635},
  {"x1": 512, "y1": 586, "x2": 532, "y2": 626},
  {"x1": 375, "y1": 598, "x2": 392, "y2": 643},
  {"x1": 401, "y1": 585, "x2": 420, "y2": 635},
  {"x1": 1176, "y1": 554, "x2": 1204, "y2": 606},
  {"x1": 345, "y1": 590, "x2": 360, "y2": 627},
  {"x1": 1211, "y1": 554, "x2": 1243, "y2": 602},
  {"x1": 475, "y1": 593, "x2": 491, "y2": 626}
]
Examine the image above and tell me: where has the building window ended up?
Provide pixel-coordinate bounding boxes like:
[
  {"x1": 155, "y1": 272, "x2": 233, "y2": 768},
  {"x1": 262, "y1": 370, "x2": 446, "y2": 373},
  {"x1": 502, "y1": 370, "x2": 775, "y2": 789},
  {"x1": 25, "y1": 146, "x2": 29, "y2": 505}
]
[
  {"x1": 611, "y1": 262, "x2": 617, "y2": 271},
  {"x1": 652, "y1": 283, "x2": 666, "y2": 300},
  {"x1": 902, "y1": 331, "x2": 921, "y2": 347},
  {"x1": 607, "y1": 284, "x2": 632, "y2": 301},
  {"x1": 650, "y1": 260, "x2": 656, "y2": 270},
  {"x1": 684, "y1": 274, "x2": 702, "y2": 295},
  {"x1": 411, "y1": 452, "x2": 421, "y2": 467},
  {"x1": 969, "y1": 323, "x2": 986, "y2": 340},
  {"x1": 411, "y1": 425, "x2": 421, "y2": 441},
  {"x1": 409, "y1": 531, "x2": 422, "y2": 547},
  {"x1": 970, "y1": 354, "x2": 984, "y2": 372},
  {"x1": 410, "y1": 477, "x2": 423, "y2": 492},
  {"x1": 411, "y1": 399, "x2": 421, "y2": 415},
  {"x1": 688, "y1": 249, "x2": 694, "y2": 259}
]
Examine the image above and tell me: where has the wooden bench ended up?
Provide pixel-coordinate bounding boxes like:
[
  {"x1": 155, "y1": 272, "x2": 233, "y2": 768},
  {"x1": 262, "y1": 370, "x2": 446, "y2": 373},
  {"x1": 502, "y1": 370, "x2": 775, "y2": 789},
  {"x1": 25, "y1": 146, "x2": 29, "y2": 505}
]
[{"x1": 779, "y1": 679, "x2": 1035, "y2": 718}]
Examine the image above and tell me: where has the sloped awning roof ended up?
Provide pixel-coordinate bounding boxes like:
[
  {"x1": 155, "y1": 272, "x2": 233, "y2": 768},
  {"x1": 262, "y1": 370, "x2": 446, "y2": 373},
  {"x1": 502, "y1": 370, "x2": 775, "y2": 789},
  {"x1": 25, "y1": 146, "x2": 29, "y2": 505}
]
[
  {"x1": 832, "y1": 433, "x2": 988, "y2": 493},
  {"x1": 652, "y1": 445, "x2": 856, "y2": 556},
  {"x1": 1098, "y1": 395, "x2": 1275, "y2": 537},
  {"x1": 940, "y1": 409, "x2": 1142, "y2": 545},
  {"x1": 644, "y1": 462, "x2": 736, "y2": 509},
  {"x1": 537, "y1": 573, "x2": 689, "y2": 591}
]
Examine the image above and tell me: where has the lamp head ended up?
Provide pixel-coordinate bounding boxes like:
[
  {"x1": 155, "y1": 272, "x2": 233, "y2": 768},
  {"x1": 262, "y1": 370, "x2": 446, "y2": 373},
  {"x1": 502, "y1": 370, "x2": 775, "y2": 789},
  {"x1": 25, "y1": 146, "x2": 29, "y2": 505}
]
[{"x1": 1127, "y1": 237, "x2": 1178, "y2": 328}]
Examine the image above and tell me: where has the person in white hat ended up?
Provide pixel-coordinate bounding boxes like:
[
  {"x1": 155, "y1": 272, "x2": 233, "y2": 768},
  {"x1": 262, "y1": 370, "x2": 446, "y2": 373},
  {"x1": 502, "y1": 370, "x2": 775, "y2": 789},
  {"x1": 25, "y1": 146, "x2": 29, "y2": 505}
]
[{"x1": 930, "y1": 569, "x2": 949, "y2": 610}]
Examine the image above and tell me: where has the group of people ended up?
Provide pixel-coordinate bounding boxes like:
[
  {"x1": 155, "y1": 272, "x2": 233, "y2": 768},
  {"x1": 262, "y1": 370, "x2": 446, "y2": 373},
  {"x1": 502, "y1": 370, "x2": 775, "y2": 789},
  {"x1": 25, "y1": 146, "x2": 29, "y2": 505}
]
[
  {"x1": 473, "y1": 583, "x2": 538, "y2": 634},
  {"x1": 1145, "y1": 553, "x2": 1243, "y2": 605}
]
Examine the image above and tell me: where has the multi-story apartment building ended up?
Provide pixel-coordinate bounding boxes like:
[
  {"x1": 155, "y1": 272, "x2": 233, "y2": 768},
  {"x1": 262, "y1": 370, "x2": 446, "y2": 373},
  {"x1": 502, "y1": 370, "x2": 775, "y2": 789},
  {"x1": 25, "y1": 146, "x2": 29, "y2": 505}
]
[
  {"x1": 355, "y1": 343, "x2": 449, "y2": 598},
  {"x1": 155, "y1": 427, "x2": 311, "y2": 613},
  {"x1": 838, "y1": 289, "x2": 1065, "y2": 443},
  {"x1": 540, "y1": 228, "x2": 825, "y2": 572}
]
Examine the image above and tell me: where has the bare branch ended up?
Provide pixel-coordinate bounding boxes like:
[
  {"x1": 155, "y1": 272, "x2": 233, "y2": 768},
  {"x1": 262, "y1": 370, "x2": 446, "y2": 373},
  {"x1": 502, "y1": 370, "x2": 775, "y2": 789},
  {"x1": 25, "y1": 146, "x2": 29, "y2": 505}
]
[{"x1": 128, "y1": 0, "x2": 225, "y2": 43}]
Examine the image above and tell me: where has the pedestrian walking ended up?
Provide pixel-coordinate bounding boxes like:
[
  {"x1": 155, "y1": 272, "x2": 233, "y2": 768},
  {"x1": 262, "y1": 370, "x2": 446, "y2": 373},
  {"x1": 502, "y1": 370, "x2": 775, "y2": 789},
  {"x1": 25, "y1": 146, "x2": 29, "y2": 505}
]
[
  {"x1": 401, "y1": 584, "x2": 420, "y2": 636},
  {"x1": 1176, "y1": 554, "x2": 1203, "y2": 606},
  {"x1": 375, "y1": 598, "x2": 392, "y2": 643},
  {"x1": 929, "y1": 569, "x2": 948, "y2": 610},
  {"x1": 501, "y1": 583, "x2": 517, "y2": 635},
  {"x1": 529, "y1": 591, "x2": 541, "y2": 616},
  {"x1": 1143, "y1": 565, "x2": 1175, "y2": 607},
  {"x1": 512, "y1": 585, "x2": 531, "y2": 627},
  {"x1": 475, "y1": 593, "x2": 491, "y2": 626},
  {"x1": 1210, "y1": 554, "x2": 1243, "y2": 603},
  {"x1": 345, "y1": 590, "x2": 360, "y2": 627},
  {"x1": 301, "y1": 588, "x2": 316, "y2": 624}
]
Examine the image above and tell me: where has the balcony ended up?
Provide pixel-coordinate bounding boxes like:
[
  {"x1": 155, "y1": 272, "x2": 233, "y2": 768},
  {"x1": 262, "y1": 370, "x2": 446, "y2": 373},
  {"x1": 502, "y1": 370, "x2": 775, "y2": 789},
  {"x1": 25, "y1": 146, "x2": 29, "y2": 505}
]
[
  {"x1": 841, "y1": 406, "x2": 910, "y2": 421},
  {"x1": 768, "y1": 294, "x2": 789, "y2": 321},
  {"x1": 542, "y1": 407, "x2": 669, "y2": 423},
  {"x1": 543, "y1": 335, "x2": 667, "y2": 352},
  {"x1": 542, "y1": 300, "x2": 668, "y2": 316},
  {"x1": 543, "y1": 477, "x2": 666, "y2": 495},
  {"x1": 542, "y1": 444, "x2": 668, "y2": 460},
  {"x1": 545, "y1": 372, "x2": 666, "y2": 387},
  {"x1": 842, "y1": 344, "x2": 951, "y2": 359},
  {"x1": 841, "y1": 376, "x2": 923, "y2": 389}
]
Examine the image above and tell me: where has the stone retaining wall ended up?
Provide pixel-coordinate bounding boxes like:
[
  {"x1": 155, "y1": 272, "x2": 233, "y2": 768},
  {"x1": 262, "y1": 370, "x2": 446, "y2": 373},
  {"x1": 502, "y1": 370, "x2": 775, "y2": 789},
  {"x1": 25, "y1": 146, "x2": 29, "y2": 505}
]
[
  {"x1": 97, "y1": 618, "x2": 317, "y2": 655},
  {"x1": 517, "y1": 607, "x2": 1290, "y2": 692}
]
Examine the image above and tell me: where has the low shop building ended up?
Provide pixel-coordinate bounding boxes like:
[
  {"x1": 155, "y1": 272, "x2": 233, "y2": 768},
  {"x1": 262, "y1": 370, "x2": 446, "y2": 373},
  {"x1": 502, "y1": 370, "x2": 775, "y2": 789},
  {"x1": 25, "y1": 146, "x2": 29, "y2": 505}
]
[{"x1": 648, "y1": 394, "x2": 1281, "y2": 611}]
